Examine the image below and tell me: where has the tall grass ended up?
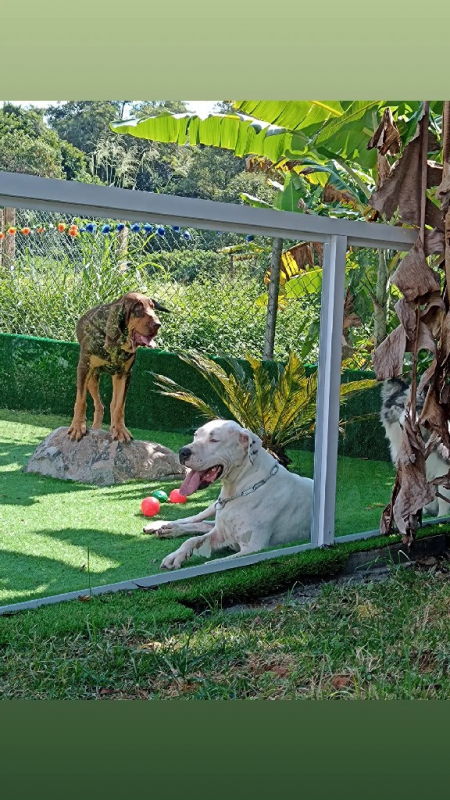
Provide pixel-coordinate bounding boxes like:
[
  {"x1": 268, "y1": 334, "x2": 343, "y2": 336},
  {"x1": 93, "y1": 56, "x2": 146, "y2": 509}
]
[{"x1": 0, "y1": 229, "x2": 319, "y2": 359}]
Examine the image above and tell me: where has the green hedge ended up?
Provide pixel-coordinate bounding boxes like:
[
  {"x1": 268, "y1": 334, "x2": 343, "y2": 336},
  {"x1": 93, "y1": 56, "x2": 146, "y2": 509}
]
[{"x1": 0, "y1": 332, "x2": 390, "y2": 461}]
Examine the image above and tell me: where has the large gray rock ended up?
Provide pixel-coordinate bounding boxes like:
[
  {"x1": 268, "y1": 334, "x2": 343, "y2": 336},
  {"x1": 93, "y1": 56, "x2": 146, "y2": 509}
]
[{"x1": 24, "y1": 427, "x2": 186, "y2": 486}]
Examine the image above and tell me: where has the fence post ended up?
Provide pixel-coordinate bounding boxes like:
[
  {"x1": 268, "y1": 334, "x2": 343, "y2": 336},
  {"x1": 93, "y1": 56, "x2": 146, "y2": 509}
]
[
  {"x1": 311, "y1": 234, "x2": 347, "y2": 547},
  {"x1": 2, "y1": 208, "x2": 16, "y2": 270},
  {"x1": 117, "y1": 221, "x2": 128, "y2": 269},
  {"x1": 263, "y1": 237, "x2": 283, "y2": 360}
]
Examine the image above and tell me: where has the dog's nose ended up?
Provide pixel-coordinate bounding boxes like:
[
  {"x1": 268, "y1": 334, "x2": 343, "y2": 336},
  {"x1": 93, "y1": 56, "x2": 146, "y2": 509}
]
[{"x1": 179, "y1": 447, "x2": 192, "y2": 464}]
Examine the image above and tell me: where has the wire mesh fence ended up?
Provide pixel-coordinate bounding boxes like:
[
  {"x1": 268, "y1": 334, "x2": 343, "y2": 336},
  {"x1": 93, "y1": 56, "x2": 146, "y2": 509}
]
[{"x1": 0, "y1": 207, "x2": 324, "y2": 362}]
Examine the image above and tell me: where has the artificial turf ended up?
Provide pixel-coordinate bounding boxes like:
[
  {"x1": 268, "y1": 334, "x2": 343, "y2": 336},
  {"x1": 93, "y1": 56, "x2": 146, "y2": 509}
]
[{"x1": 0, "y1": 407, "x2": 399, "y2": 607}]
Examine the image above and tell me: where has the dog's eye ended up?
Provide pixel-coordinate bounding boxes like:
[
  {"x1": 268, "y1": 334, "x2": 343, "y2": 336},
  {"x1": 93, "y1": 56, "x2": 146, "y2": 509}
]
[{"x1": 210, "y1": 438, "x2": 219, "y2": 443}]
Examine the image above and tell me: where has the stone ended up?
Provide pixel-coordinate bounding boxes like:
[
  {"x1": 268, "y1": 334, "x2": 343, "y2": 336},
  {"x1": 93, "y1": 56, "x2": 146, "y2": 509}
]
[{"x1": 24, "y1": 427, "x2": 186, "y2": 486}]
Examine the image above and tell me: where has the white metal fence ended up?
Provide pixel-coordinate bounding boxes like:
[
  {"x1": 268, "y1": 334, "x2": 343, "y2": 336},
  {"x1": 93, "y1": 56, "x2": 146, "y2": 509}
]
[{"x1": 0, "y1": 171, "x2": 418, "y2": 614}]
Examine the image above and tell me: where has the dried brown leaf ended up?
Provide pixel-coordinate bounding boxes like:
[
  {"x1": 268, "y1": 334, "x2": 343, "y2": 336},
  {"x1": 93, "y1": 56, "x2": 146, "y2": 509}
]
[
  {"x1": 418, "y1": 360, "x2": 437, "y2": 394},
  {"x1": 369, "y1": 109, "x2": 444, "y2": 230},
  {"x1": 312, "y1": 242, "x2": 323, "y2": 267},
  {"x1": 439, "y1": 312, "x2": 450, "y2": 363},
  {"x1": 392, "y1": 244, "x2": 440, "y2": 302},
  {"x1": 405, "y1": 323, "x2": 436, "y2": 356},
  {"x1": 286, "y1": 242, "x2": 314, "y2": 270},
  {"x1": 417, "y1": 556, "x2": 438, "y2": 567},
  {"x1": 393, "y1": 422, "x2": 435, "y2": 533},
  {"x1": 420, "y1": 387, "x2": 450, "y2": 449},
  {"x1": 323, "y1": 182, "x2": 357, "y2": 208},
  {"x1": 376, "y1": 154, "x2": 391, "y2": 189},
  {"x1": 367, "y1": 108, "x2": 401, "y2": 156},
  {"x1": 369, "y1": 115, "x2": 424, "y2": 224},
  {"x1": 424, "y1": 228, "x2": 445, "y2": 256},
  {"x1": 436, "y1": 173, "x2": 450, "y2": 213},
  {"x1": 372, "y1": 325, "x2": 407, "y2": 380},
  {"x1": 395, "y1": 298, "x2": 417, "y2": 340},
  {"x1": 426, "y1": 199, "x2": 445, "y2": 231},
  {"x1": 330, "y1": 674, "x2": 354, "y2": 689}
]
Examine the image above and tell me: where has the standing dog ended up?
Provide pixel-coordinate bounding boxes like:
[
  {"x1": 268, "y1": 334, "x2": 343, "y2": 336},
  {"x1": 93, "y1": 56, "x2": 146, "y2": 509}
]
[
  {"x1": 68, "y1": 292, "x2": 169, "y2": 443},
  {"x1": 144, "y1": 419, "x2": 314, "y2": 570},
  {"x1": 380, "y1": 378, "x2": 450, "y2": 517}
]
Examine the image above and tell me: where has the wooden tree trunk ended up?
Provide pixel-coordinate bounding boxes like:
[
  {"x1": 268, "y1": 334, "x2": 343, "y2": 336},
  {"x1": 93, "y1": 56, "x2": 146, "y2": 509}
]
[
  {"x1": 1, "y1": 208, "x2": 16, "y2": 271},
  {"x1": 263, "y1": 237, "x2": 283, "y2": 360},
  {"x1": 443, "y1": 102, "x2": 450, "y2": 304},
  {"x1": 373, "y1": 248, "x2": 389, "y2": 347}
]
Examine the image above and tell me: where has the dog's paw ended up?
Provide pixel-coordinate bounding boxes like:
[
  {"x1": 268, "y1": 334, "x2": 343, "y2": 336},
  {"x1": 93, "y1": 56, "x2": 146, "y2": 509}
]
[
  {"x1": 160, "y1": 550, "x2": 188, "y2": 570},
  {"x1": 143, "y1": 522, "x2": 174, "y2": 536},
  {"x1": 111, "y1": 424, "x2": 133, "y2": 443},
  {"x1": 67, "y1": 422, "x2": 87, "y2": 441}
]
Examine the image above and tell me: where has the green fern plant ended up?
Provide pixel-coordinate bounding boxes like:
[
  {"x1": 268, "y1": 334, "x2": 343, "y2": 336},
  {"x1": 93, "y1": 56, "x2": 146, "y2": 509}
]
[{"x1": 152, "y1": 350, "x2": 376, "y2": 466}]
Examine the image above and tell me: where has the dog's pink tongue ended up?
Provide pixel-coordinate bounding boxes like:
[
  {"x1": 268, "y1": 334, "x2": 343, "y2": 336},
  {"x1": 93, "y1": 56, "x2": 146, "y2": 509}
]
[
  {"x1": 134, "y1": 334, "x2": 156, "y2": 348},
  {"x1": 178, "y1": 469, "x2": 202, "y2": 497}
]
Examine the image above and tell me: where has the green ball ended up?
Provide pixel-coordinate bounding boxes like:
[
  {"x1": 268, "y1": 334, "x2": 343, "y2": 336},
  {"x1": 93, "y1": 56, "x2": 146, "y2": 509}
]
[{"x1": 151, "y1": 490, "x2": 169, "y2": 502}]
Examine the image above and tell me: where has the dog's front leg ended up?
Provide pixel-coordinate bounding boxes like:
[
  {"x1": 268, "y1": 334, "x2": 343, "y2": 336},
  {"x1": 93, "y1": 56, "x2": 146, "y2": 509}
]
[
  {"x1": 160, "y1": 527, "x2": 226, "y2": 570},
  {"x1": 87, "y1": 373, "x2": 105, "y2": 429},
  {"x1": 110, "y1": 369, "x2": 133, "y2": 442},
  {"x1": 143, "y1": 502, "x2": 216, "y2": 537}
]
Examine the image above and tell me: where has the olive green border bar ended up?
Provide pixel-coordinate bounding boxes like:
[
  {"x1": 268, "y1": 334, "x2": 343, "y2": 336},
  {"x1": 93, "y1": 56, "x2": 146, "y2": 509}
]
[
  {"x1": 2, "y1": 2, "x2": 450, "y2": 98},
  {"x1": 1, "y1": 702, "x2": 449, "y2": 787}
]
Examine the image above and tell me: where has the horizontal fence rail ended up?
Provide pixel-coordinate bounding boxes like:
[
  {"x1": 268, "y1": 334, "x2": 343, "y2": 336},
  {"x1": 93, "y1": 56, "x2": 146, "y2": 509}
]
[{"x1": 0, "y1": 171, "x2": 418, "y2": 250}]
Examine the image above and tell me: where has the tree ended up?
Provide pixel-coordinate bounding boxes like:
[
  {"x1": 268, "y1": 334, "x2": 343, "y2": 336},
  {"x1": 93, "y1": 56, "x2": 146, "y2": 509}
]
[
  {"x1": 0, "y1": 103, "x2": 91, "y2": 181},
  {"x1": 46, "y1": 101, "x2": 123, "y2": 154}
]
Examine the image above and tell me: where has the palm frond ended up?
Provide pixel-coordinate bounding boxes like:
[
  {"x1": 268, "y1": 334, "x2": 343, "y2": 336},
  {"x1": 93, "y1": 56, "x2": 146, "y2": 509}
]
[
  {"x1": 152, "y1": 350, "x2": 376, "y2": 462},
  {"x1": 152, "y1": 373, "x2": 220, "y2": 420},
  {"x1": 339, "y1": 378, "x2": 377, "y2": 397}
]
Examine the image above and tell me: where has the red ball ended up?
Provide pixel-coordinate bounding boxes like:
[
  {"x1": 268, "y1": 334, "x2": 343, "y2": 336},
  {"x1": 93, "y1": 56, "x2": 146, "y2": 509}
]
[
  {"x1": 169, "y1": 489, "x2": 187, "y2": 504},
  {"x1": 140, "y1": 496, "x2": 161, "y2": 517}
]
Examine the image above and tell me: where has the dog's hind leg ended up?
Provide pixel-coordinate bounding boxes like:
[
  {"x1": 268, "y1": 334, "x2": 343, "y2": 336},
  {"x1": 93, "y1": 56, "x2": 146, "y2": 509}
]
[
  {"x1": 68, "y1": 357, "x2": 91, "y2": 441},
  {"x1": 87, "y1": 373, "x2": 105, "y2": 429}
]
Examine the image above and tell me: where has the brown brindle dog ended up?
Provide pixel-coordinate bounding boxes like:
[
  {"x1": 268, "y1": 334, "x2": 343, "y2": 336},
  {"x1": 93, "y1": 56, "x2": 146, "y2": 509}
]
[{"x1": 68, "y1": 292, "x2": 169, "y2": 443}]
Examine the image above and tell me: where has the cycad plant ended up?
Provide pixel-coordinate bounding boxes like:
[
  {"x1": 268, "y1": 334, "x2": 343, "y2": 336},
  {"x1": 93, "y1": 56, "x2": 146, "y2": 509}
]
[{"x1": 152, "y1": 350, "x2": 376, "y2": 467}]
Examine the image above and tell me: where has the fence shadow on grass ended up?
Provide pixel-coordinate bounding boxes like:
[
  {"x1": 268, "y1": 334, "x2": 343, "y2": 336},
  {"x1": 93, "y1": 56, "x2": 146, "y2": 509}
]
[{"x1": 0, "y1": 520, "x2": 244, "y2": 606}]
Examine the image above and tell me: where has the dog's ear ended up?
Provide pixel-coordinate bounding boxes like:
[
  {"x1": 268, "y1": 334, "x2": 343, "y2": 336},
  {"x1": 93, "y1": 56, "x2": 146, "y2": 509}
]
[
  {"x1": 239, "y1": 429, "x2": 262, "y2": 465},
  {"x1": 104, "y1": 299, "x2": 127, "y2": 352},
  {"x1": 151, "y1": 299, "x2": 170, "y2": 314},
  {"x1": 125, "y1": 296, "x2": 146, "y2": 320}
]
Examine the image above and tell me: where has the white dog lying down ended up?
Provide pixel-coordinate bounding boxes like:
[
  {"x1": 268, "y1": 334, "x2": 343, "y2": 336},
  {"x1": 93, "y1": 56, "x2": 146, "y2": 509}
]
[{"x1": 144, "y1": 420, "x2": 314, "y2": 570}]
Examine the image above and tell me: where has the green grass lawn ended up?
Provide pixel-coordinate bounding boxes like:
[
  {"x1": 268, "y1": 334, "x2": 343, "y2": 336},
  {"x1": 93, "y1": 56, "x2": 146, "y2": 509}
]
[
  {"x1": 2, "y1": 561, "x2": 450, "y2": 698},
  {"x1": 0, "y1": 408, "x2": 397, "y2": 607}
]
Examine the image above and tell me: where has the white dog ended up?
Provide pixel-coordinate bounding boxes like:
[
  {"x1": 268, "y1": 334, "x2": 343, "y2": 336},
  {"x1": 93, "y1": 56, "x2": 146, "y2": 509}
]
[{"x1": 144, "y1": 420, "x2": 313, "y2": 570}]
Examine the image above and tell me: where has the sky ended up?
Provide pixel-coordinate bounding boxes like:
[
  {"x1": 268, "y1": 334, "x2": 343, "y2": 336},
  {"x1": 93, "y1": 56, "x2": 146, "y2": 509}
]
[{"x1": 5, "y1": 100, "x2": 220, "y2": 117}]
